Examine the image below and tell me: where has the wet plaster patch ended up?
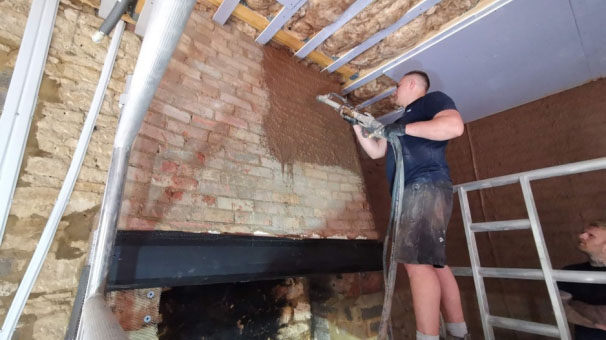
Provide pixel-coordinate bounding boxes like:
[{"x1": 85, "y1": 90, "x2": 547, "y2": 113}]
[{"x1": 261, "y1": 46, "x2": 361, "y2": 176}]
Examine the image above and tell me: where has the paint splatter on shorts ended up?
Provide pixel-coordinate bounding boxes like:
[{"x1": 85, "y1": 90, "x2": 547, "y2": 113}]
[{"x1": 394, "y1": 180, "x2": 453, "y2": 267}]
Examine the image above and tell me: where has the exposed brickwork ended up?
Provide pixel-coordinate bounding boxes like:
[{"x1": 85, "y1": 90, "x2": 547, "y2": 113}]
[{"x1": 120, "y1": 9, "x2": 377, "y2": 240}]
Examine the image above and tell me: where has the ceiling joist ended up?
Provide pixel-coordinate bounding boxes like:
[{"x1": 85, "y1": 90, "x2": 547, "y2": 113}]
[{"x1": 205, "y1": 0, "x2": 357, "y2": 80}]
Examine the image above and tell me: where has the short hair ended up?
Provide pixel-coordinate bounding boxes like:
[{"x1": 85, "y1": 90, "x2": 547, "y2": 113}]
[
  {"x1": 404, "y1": 70, "x2": 430, "y2": 91},
  {"x1": 589, "y1": 221, "x2": 606, "y2": 228}
]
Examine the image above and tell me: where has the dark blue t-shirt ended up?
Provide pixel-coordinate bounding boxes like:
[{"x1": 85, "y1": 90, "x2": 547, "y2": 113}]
[
  {"x1": 558, "y1": 262, "x2": 606, "y2": 340},
  {"x1": 385, "y1": 91, "x2": 457, "y2": 191}
]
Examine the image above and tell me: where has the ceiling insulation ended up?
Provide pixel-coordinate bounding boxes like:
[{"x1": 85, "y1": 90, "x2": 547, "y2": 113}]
[{"x1": 203, "y1": 0, "x2": 482, "y2": 107}]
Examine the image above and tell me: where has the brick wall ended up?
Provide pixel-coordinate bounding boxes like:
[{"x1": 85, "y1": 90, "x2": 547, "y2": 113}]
[
  {"x1": 445, "y1": 78, "x2": 606, "y2": 338},
  {"x1": 119, "y1": 9, "x2": 377, "y2": 240},
  {"x1": 0, "y1": 1, "x2": 141, "y2": 339}
]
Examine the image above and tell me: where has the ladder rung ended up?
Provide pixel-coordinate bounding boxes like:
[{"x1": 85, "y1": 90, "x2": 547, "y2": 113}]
[
  {"x1": 470, "y1": 219, "x2": 530, "y2": 232},
  {"x1": 488, "y1": 315, "x2": 560, "y2": 338}
]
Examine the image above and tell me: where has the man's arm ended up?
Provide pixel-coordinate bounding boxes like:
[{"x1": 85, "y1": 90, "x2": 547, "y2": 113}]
[
  {"x1": 404, "y1": 109, "x2": 464, "y2": 141},
  {"x1": 353, "y1": 125, "x2": 387, "y2": 159},
  {"x1": 560, "y1": 290, "x2": 606, "y2": 330}
]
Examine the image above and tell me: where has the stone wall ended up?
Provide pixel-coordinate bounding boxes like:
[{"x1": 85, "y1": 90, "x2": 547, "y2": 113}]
[
  {"x1": 310, "y1": 272, "x2": 385, "y2": 340},
  {"x1": 0, "y1": 0, "x2": 141, "y2": 338}
]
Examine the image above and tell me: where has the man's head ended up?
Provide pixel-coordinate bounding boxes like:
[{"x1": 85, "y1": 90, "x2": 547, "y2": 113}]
[
  {"x1": 393, "y1": 70, "x2": 430, "y2": 107},
  {"x1": 578, "y1": 221, "x2": 606, "y2": 265}
]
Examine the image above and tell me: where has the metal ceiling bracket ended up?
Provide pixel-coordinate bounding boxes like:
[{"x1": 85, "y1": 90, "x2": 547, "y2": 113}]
[
  {"x1": 342, "y1": 0, "x2": 513, "y2": 94},
  {"x1": 324, "y1": 0, "x2": 442, "y2": 73},
  {"x1": 355, "y1": 86, "x2": 396, "y2": 110},
  {"x1": 295, "y1": 0, "x2": 373, "y2": 58},
  {"x1": 255, "y1": 0, "x2": 307, "y2": 44},
  {"x1": 212, "y1": 0, "x2": 240, "y2": 26},
  {"x1": 0, "y1": 0, "x2": 60, "y2": 246}
]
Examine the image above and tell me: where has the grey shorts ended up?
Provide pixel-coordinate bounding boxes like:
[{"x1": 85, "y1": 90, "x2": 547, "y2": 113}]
[{"x1": 394, "y1": 180, "x2": 453, "y2": 267}]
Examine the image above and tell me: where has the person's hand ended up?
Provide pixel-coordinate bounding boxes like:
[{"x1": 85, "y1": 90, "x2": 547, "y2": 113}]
[{"x1": 370, "y1": 123, "x2": 406, "y2": 139}]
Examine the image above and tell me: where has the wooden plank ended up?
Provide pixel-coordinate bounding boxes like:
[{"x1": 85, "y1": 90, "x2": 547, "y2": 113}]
[{"x1": 206, "y1": 0, "x2": 357, "y2": 80}]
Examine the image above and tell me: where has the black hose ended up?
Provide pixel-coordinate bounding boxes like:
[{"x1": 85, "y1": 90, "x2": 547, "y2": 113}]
[
  {"x1": 378, "y1": 136, "x2": 406, "y2": 340},
  {"x1": 93, "y1": 0, "x2": 133, "y2": 42}
]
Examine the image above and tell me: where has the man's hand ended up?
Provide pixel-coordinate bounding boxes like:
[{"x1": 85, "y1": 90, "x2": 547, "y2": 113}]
[{"x1": 370, "y1": 123, "x2": 406, "y2": 139}]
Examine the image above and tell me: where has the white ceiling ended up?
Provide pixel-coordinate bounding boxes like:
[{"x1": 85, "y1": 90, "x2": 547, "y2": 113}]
[{"x1": 383, "y1": 0, "x2": 606, "y2": 122}]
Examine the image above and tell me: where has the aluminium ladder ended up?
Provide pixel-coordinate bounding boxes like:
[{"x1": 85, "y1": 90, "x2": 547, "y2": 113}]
[{"x1": 454, "y1": 158, "x2": 606, "y2": 339}]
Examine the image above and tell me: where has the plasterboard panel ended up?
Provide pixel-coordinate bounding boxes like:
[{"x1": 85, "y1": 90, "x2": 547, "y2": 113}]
[
  {"x1": 569, "y1": 0, "x2": 606, "y2": 78},
  {"x1": 384, "y1": 0, "x2": 594, "y2": 122}
]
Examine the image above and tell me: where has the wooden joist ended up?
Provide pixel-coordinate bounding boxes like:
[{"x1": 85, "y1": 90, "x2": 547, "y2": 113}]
[{"x1": 205, "y1": 0, "x2": 358, "y2": 80}]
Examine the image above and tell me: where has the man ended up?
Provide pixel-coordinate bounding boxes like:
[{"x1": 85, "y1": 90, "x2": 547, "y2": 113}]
[
  {"x1": 559, "y1": 221, "x2": 606, "y2": 339},
  {"x1": 351, "y1": 71, "x2": 467, "y2": 340}
]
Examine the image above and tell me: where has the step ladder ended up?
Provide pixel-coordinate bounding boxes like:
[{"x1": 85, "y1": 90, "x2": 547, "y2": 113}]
[{"x1": 454, "y1": 158, "x2": 606, "y2": 339}]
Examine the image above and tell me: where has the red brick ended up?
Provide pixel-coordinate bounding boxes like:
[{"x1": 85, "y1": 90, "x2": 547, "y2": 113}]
[
  {"x1": 235, "y1": 107, "x2": 264, "y2": 124},
  {"x1": 199, "y1": 94, "x2": 235, "y2": 114},
  {"x1": 191, "y1": 59, "x2": 221, "y2": 79},
  {"x1": 193, "y1": 41, "x2": 218, "y2": 60},
  {"x1": 126, "y1": 217, "x2": 157, "y2": 231},
  {"x1": 221, "y1": 73, "x2": 252, "y2": 94},
  {"x1": 220, "y1": 92, "x2": 252, "y2": 111},
  {"x1": 229, "y1": 126, "x2": 260, "y2": 144},
  {"x1": 151, "y1": 174, "x2": 198, "y2": 191},
  {"x1": 166, "y1": 119, "x2": 209, "y2": 141},
  {"x1": 121, "y1": 199, "x2": 143, "y2": 216},
  {"x1": 150, "y1": 100, "x2": 191, "y2": 123},
  {"x1": 140, "y1": 122, "x2": 185, "y2": 147},
  {"x1": 129, "y1": 150, "x2": 155, "y2": 169},
  {"x1": 123, "y1": 182, "x2": 151, "y2": 200},
  {"x1": 237, "y1": 90, "x2": 266, "y2": 109},
  {"x1": 211, "y1": 39, "x2": 232, "y2": 57},
  {"x1": 141, "y1": 201, "x2": 171, "y2": 219},
  {"x1": 242, "y1": 73, "x2": 262, "y2": 87},
  {"x1": 181, "y1": 76, "x2": 220, "y2": 99},
  {"x1": 159, "y1": 160, "x2": 179, "y2": 173},
  {"x1": 177, "y1": 98, "x2": 215, "y2": 119},
  {"x1": 167, "y1": 59, "x2": 201, "y2": 79},
  {"x1": 215, "y1": 112, "x2": 248, "y2": 129},
  {"x1": 143, "y1": 110, "x2": 167, "y2": 128},
  {"x1": 191, "y1": 115, "x2": 229, "y2": 134},
  {"x1": 208, "y1": 132, "x2": 246, "y2": 151},
  {"x1": 126, "y1": 166, "x2": 151, "y2": 183}
]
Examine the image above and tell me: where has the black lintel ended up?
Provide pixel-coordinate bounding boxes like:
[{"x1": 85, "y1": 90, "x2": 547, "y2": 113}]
[{"x1": 107, "y1": 231, "x2": 383, "y2": 291}]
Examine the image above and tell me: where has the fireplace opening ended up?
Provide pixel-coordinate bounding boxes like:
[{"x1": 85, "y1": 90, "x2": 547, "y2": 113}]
[
  {"x1": 159, "y1": 279, "x2": 288, "y2": 340},
  {"x1": 157, "y1": 272, "x2": 385, "y2": 340}
]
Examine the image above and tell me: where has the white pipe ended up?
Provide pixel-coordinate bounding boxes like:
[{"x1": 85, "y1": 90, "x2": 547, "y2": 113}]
[
  {"x1": 77, "y1": 0, "x2": 196, "y2": 338},
  {"x1": 0, "y1": 0, "x2": 60, "y2": 245},
  {"x1": 0, "y1": 20, "x2": 124, "y2": 340}
]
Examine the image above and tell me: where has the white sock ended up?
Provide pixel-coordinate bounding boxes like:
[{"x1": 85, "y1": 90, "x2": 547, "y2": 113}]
[
  {"x1": 446, "y1": 322, "x2": 468, "y2": 337},
  {"x1": 416, "y1": 331, "x2": 439, "y2": 340}
]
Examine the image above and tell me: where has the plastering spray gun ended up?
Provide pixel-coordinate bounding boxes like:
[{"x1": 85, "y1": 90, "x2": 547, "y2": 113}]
[
  {"x1": 316, "y1": 93, "x2": 385, "y2": 135},
  {"x1": 317, "y1": 93, "x2": 405, "y2": 340}
]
